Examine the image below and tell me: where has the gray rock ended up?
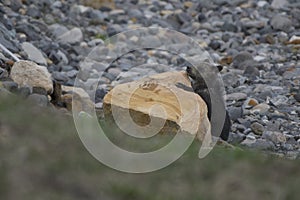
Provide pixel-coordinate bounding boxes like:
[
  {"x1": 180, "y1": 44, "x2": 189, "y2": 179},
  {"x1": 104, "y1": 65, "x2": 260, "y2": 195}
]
[
  {"x1": 17, "y1": 87, "x2": 31, "y2": 98},
  {"x1": 32, "y1": 87, "x2": 48, "y2": 96},
  {"x1": 21, "y1": 42, "x2": 47, "y2": 65},
  {"x1": 228, "y1": 107, "x2": 243, "y2": 121},
  {"x1": 251, "y1": 139, "x2": 275, "y2": 151},
  {"x1": 263, "y1": 131, "x2": 287, "y2": 144},
  {"x1": 0, "y1": 68, "x2": 9, "y2": 80},
  {"x1": 243, "y1": 64, "x2": 260, "y2": 79},
  {"x1": 49, "y1": 24, "x2": 69, "y2": 38},
  {"x1": 221, "y1": 21, "x2": 238, "y2": 32},
  {"x1": 52, "y1": 71, "x2": 69, "y2": 83},
  {"x1": 58, "y1": 28, "x2": 83, "y2": 44},
  {"x1": 2, "y1": 81, "x2": 18, "y2": 93},
  {"x1": 26, "y1": 4, "x2": 41, "y2": 18},
  {"x1": 294, "y1": 93, "x2": 300, "y2": 102},
  {"x1": 232, "y1": 52, "x2": 253, "y2": 69},
  {"x1": 270, "y1": 15, "x2": 292, "y2": 32},
  {"x1": 271, "y1": 0, "x2": 289, "y2": 9},
  {"x1": 27, "y1": 94, "x2": 49, "y2": 107},
  {"x1": 226, "y1": 92, "x2": 248, "y2": 101},
  {"x1": 228, "y1": 132, "x2": 245, "y2": 144}
]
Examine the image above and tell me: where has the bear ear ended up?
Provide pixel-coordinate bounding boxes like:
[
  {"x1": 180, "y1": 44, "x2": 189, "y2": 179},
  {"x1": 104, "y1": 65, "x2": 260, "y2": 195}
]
[{"x1": 216, "y1": 65, "x2": 223, "y2": 72}]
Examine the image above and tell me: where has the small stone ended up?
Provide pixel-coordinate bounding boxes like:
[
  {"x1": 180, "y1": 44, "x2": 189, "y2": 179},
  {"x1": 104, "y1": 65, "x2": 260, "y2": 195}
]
[
  {"x1": 228, "y1": 132, "x2": 245, "y2": 144},
  {"x1": 271, "y1": 0, "x2": 288, "y2": 9},
  {"x1": 251, "y1": 122, "x2": 265, "y2": 135},
  {"x1": 2, "y1": 81, "x2": 18, "y2": 93},
  {"x1": 209, "y1": 40, "x2": 221, "y2": 50},
  {"x1": 251, "y1": 103, "x2": 270, "y2": 115},
  {"x1": 27, "y1": 94, "x2": 49, "y2": 107},
  {"x1": 49, "y1": 24, "x2": 69, "y2": 38},
  {"x1": 282, "y1": 144, "x2": 294, "y2": 151},
  {"x1": 243, "y1": 63, "x2": 260, "y2": 78},
  {"x1": 251, "y1": 139, "x2": 275, "y2": 151},
  {"x1": 17, "y1": 87, "x2": 31, "y2": 98},
  {"x1": 232, "y1": 52, "x2": 253, "y2": 69},
  {"x1": 21, "y1": 42, "x2": 47, "y2": 65},
  {"x1": 228, "y1": 107, "x2": 243, "y2": 121},
  {"x1": 0, "y1": 68, "x2": 9, "y2": 80},
  {"x1": 10, "y1": 61, "x2": 53, "y2": 94},
  {"x1": 270, "y1": 15, "x2": 292, "y2": 32},
  {"x1": 226, "y1": 92, "x2": 248, "y2": 101},
  {"x1": 294, "y1": 93, "x2": 300, "y2": 102},
  {"x1": 58, "y1": 28, "x2": 83, "y2": 44},
  {"x1": 221, "y1": 21, "x2": 238, "y2": 32},
  {"x1": 263, "y1": 131, "x2": 287, "y2": 144},
  {"x1": 32, "y1": 87, "x2": 48, "y2": 96}
]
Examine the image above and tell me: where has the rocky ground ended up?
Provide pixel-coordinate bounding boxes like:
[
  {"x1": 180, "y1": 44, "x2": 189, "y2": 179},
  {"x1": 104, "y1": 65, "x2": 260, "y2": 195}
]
[{"x1": 0, "y1": 0, "x2": 300, "y2": 158}]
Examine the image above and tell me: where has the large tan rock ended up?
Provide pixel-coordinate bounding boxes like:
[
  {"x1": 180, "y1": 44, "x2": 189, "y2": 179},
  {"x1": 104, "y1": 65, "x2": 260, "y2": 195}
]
[
  {"x1": 103, "y1": 71, "x2": 211, "y2": 142},
  {"x1": 10, "y1": 60, "x2": 53, "y2": 94}
]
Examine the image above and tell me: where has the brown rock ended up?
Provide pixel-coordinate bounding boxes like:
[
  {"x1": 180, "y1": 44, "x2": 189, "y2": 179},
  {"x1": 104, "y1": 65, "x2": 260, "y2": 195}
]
[{"x1": 103, "y1": 71, "x2": 211, "y2": 142}]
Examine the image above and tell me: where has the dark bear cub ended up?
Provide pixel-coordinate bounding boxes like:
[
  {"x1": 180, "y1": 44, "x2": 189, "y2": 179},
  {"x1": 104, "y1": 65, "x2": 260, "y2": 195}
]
[{"x1": 186, "y1": 64, "x2": 231, "y2": 141}]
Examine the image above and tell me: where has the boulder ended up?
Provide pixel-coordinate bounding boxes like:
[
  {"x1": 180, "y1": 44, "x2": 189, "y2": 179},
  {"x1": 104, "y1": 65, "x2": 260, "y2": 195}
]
[
  {"x1": 10, "y1": 60, "x2": 53, "y2": 94},
  {"x1": 103, "y1": 71, "x2": 211, "y2": 142}
]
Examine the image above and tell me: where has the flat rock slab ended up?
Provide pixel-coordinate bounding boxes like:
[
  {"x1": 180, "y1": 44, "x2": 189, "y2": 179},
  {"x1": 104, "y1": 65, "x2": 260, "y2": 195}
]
[{"x1": 103, "y1": 71, "x2": 211, "y2": 142}]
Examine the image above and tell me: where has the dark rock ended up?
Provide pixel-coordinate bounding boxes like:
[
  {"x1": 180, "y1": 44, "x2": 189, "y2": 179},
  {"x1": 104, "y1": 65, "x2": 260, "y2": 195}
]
[
  {"x1": 228, "y1": 107, "x2": 243, "y2": 121},
  {"x1": 26, "y1": 5, "x2": 42, "y2": 18},
  {"x1": 243, "y1": 63, "x2": 260, "y2": 79},
  {"x1": 209, "y1": 40, "x2": 221, "y2": 50},
  {"x1": 197, "y1": 13, "x2": 206, "y2": 22},
  {"x1": 232, "y1": 52, "x2": 253, "y2": 69},
  {"x1": 27, "y1": 94, "x2": 49, "y2": 107},
  {"x1": 251, "y1": 139, "x2": 275, "y2": 151},
  {"x1": 2, "y1": 81, "x2": 18, "y2": 93},
  {"x1": 95, "y1": 88, "x2": 107, "y2": 103},
  {"x1": 17, "y1": 87, "x2": 31, "y2": 98},
  {"x1": 16, "y1": 23, "x2": 41, "y2": 41},
  {"x1": 221, "y1": 21, "x2": 238, "y2": 32},
  {"x1": 0, "y1": 68, "x2": 8, "y2": 80},
  {"x1": 32, "y1": 87, "x2": 48, "y2": 95},
  {"x1": 228, "y1": 132, "x2": 245, "y2": 145},
  {"x1": 294, "y1": 93, "x2": 300, "y2": 102}
]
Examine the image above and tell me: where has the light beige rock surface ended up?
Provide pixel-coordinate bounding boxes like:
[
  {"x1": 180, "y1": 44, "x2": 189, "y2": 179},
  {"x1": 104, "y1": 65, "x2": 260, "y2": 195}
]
[
  {"x1": 10, "y1": 60, "x2": 53, "y2": 94},
  {"x1": 103, "y1": 71, "x2": 211, "y2": 142}
]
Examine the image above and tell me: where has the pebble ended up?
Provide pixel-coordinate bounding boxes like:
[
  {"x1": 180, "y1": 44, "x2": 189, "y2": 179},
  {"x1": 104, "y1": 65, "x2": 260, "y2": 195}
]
[
  {"x1": 27, "y1": 94, "x2": 49, "y2": 107},
  {"x1": 58, "y1": 27, "x2": 83, "y2": 44},
  {"x1": 270, "y1": 15, "x2": 292, "y2": 32},
  {"x1": 263, "y1": 131, "x2": 287, "y2": 144},
  {"x1": 251, "y1": 122, "x2": 265, "y2": 135},
  {"x1": 226, "y1": 92, "x2": 248, "y2": 101},
  {"x1": 0, "y1": 68, "x2": 9, "y2": 79},
  {"x1": 21, "y1": 42, "x2": 47, "y2": 65}
]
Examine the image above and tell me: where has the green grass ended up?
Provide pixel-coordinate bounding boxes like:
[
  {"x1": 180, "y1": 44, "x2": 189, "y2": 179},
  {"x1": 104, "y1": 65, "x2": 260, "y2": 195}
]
[{"x1": 0, "y1": 96, "x2": 300, "y2": 200}]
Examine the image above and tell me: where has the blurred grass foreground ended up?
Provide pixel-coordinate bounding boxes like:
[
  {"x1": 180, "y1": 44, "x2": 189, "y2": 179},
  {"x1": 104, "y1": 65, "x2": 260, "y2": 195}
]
[{"x1": 0, "y1": 96, "x2": 300, "y2": 200}]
